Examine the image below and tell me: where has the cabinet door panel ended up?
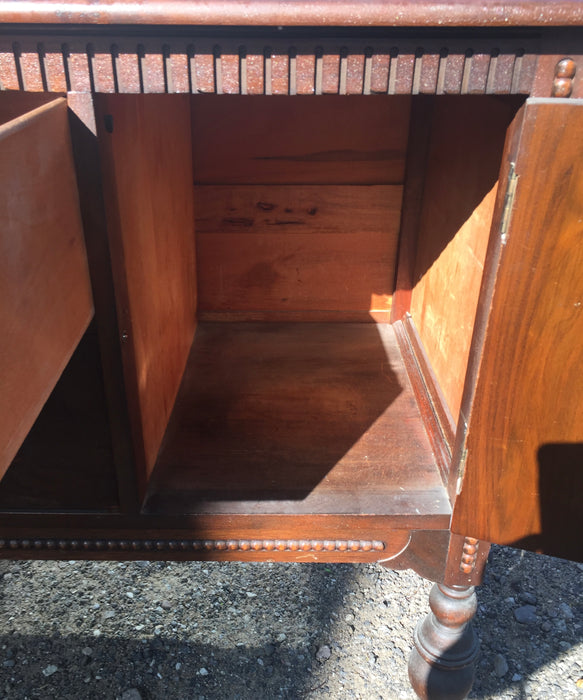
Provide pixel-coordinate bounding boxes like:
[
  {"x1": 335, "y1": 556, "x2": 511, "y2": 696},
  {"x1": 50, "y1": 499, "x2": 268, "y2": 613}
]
[
  {"x1": 452, "y1": 98, "x2": 583, "y2": 561},
  {"x1": 0, "y1": 97, "x2": 93, "y2": 480}
]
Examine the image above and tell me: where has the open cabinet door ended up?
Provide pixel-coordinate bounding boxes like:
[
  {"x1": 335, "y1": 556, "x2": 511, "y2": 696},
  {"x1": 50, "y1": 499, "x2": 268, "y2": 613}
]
[
  {"x1": 0, "y1": 97, "x2": 94, "y2": 481},
  {"x1": 451, "y1": 98, "x2": 583, "y2": 562}
]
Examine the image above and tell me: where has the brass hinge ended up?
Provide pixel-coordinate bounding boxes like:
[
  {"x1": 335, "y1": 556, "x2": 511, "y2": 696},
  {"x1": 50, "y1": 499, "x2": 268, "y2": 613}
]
[
  {"x1": 456, "y1": 447, "x2": 468, "y2": 495},
  {"x1": 500, "y1": 162, "x2": 518, "y2": 245}
]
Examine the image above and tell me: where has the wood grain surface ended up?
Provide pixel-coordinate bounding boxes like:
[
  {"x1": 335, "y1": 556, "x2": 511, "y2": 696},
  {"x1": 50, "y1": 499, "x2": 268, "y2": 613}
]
[
  {"x1": 0, "y1": 97, "x2": 93, "y2": 480},
  {"x1": 0, "y1": 92, "x2": 59, "y2": 125},
  {"x1": 191, "y1": 95, "x2": 410, "y2": 185},
  {"x1": 195, "y1": 184, "x2": 401, "y2": 320},
  {"x1": 410, "y1": 96, "x2": 522, "y2": 421},
  {"x1": 452, "y1": 98, "x2": 583, "y2": 560},
  {"x1": 96, "y1": 94, "x2": 197, "y2": 483},
  {"x1": 144, "y1": 322, "x2": 450, "y2": 519}
]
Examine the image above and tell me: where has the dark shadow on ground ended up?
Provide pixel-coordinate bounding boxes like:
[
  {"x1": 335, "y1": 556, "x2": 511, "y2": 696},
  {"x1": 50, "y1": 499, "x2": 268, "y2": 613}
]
[{"x1": 0, "y1": 561, "x2": 374, "y2": 700}]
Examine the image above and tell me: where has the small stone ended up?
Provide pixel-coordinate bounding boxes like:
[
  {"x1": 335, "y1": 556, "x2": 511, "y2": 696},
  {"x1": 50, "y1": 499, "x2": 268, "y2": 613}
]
[
  {"x1": 344, "y1": 613, "x2": 355, "y2": 624},
  {"x1": 493, "y1": 654, "x2": 509, "y2": 677},
  {"x1": 246, "y1": 592, "x2": 257, "y2": 598},
  {"x1": 511, "y1": 673, "x2": 523, "y2": 682},
  {"x1": 161, "y1": 600, "x2": 172, "y2": 610},
  {"x1": 81, "y1": 647, "x2": 93, "y2": 657},
  {"x1": 316, "y1": 645, "x2": 331, "y2": 662},
  {"x1": 559, "y1": 641, "x2": 571, "y2": 651},
  {"x1": 276, "y1": 633, "x2": 287, "y2": 643},
  {"x1": 102, "y1": 610, "x2": 116, "y2": 620},
  {"x1": 175, "y1": 662, "x2": 182, "y2": 671},
  {"x1": 42, "y1": 664, "x2": 58, "y2": 677},
  {"x1": 519, "y1": 592, "x2": 537, "y2": 605},
  {"x1": 559, "y1": 603, "x2": 574, "y2": 620},
  {"x1": 541, "y1": 621, "x2": 552, "y2": 632},
  {"x1": 514, "y1": 605, "x2": 538, "y2": 624},
  {"x1": 2, "y1": 660, "x2": 15, "y2": 668},
  {"x1": 198, "y1": 668, "x2": 209, "y2": 676},
  {"x1": 121, "y1": 689, "x2": 143, "y2": 700},
  {"x1": 93, "y1": 629, "x2": 102, "y2": 637},
  {"x1": 555, "y1": 619, "x2": 568, "y2": 633}
]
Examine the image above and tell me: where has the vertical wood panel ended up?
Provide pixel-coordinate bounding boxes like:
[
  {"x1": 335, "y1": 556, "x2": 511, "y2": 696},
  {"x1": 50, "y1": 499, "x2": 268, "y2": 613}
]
[
  {"x1": 410, "y1": 96, "x2": 522, "y2": 420},
  {"x1": 96, "y1": 94, "x2": 197, "y2": 482},
  {"x1": 0, "y1": 98, "x2": 93, "y2": 479}
]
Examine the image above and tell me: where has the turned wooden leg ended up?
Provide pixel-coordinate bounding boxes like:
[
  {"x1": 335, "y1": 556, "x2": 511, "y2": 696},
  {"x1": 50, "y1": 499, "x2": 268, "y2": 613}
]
[{"x1": 408, "y1": 583, "x2": 479, "y2": 700}]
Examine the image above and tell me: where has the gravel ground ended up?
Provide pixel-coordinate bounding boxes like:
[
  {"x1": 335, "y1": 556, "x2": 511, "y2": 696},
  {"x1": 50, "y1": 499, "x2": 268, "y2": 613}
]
[{"x1": 0, "y1": 545, "x2": 581, "y2": 699}]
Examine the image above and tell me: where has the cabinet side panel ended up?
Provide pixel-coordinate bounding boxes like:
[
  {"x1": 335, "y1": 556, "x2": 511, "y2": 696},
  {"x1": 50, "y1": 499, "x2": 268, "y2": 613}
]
[
  {"x1": 409, "y1": 96, "x2": 522, "y2": 421},
  {"x1": 96, "y1": 94, "x2": 197, "y2": 483},
  {"x1": 0, "y1": 98, "x2": 94, "y2": 478},
  {"x1": 452, "y1": 99, "x2": 583, "y2": 561}
]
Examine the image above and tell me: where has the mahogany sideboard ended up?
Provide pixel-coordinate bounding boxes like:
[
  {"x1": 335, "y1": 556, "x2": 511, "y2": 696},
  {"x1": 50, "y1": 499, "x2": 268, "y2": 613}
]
[{"x1": 1, "y1": 2, "x2": 582, "y2": 697}]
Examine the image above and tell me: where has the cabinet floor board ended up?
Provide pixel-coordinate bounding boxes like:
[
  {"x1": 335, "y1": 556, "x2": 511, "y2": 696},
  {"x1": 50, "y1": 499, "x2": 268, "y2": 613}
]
[{"x1": 144, "y1": 322, "x2": 450, "y2": 518}]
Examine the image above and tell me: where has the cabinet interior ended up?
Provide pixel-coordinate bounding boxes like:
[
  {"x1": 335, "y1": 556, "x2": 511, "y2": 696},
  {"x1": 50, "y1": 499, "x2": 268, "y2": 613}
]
[{"x1": 0, "y1": 90, "x2": 523, "y2": 519}]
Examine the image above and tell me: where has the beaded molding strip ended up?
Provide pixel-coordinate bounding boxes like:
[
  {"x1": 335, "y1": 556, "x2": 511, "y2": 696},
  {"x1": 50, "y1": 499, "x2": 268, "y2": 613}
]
[
  {"x1": 0, "y1": 538, "x2": 386, "y2": 553},
  {"x1": 459, "y1": 536, "x2": 479, "y2": 574}
]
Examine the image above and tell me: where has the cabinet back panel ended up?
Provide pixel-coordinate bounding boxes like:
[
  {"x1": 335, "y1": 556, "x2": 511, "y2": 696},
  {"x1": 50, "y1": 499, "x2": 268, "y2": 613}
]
[
  {"x1": 410, "y1": 96, "x2": 523, "y2": 421},
  {"x1": 0, "y1": 98, "x2": 93, "y2": 480},
  {"x1": 192, "y1": 95, "x2": 410, "y2": 320},
  {"x1": 0, "y1": 91, "x2": 61, "y2": 125},
  {"x1": 96, "y1": 94, "x2": 197, "y2": 485},
  {"x1": 196, "y1": 184, "x2": 401, "y2": 320},
  {"x1": 191, "y1": 95, "x2": 411, "y2": 185}
]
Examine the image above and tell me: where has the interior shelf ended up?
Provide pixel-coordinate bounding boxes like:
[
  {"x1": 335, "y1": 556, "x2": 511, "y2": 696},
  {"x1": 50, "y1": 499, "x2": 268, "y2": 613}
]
[{"x1": 143, "y1": 321, "x2": 451, "y2": 519}]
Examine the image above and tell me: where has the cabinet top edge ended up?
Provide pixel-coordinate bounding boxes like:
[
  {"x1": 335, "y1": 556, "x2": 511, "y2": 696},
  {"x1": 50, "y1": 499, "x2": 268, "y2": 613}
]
[{"x1": 1, "y1": 1, "x2": 583, "y2": 29}]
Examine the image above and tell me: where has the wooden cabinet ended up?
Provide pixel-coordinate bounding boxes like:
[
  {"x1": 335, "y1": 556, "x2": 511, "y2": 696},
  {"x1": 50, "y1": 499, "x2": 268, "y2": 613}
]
[{"x1": 0, "y1": 5, "x2": 582, "y2": 697}]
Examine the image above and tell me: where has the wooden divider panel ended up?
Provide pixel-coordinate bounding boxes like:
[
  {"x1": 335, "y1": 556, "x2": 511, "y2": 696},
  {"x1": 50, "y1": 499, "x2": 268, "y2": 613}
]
[
  {"x1": 96, "y1": 94, "x2": 197, "y2": 486},
  {"x1": 0, "y1": 97, "x2": 93, "y2": 479}
]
